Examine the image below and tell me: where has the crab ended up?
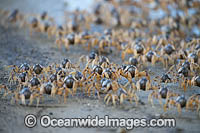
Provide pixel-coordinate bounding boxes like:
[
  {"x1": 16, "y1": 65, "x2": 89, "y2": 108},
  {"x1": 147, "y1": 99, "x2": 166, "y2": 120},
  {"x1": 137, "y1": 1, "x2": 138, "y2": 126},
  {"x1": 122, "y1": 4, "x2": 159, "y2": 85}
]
[
  {"x1": 188, "y1": 53, "x2": 198, "y2": 64},
  {"x1": 136, "y1": 77, "x2": 152, "y2": 91},
  {"x1": 57, "y1": 33, "x2": 76, "y2": 50},
  {"x1": 118, "y1": 65, "x2": 136, "y2": 82},
  {"x1": 160, "y1": 73, "x2": 171, "y2": 83},
  {"x1": 86, "y1": 65, "x2": 103, "y2": 81},
  {"x1": 128, "y1": 57, "x2": 138, "y2": 66},
  {"x1": 180, "y1": 60, "x2": 199, "y2": 74},
  {"x1": 90, "y1": 35, "x2": 113, "y2": 55},
  {"x1": 104, "y1": 80, "x2": 138, "y2": 106},
  {"x1": 29, "y1": 17, "x2": 39, "y2": 36},
  {"x1": 0, "y1": 84, "x2": 10, "y2": 97},
  {"x1": 33, "y1": 64, "x2": 43, "y2": 75},
  {"x1": 99, "y1": 56, "x2": 110, "y2": 68},
  {"x1": 117, "y1": 65, "x2": 149, "y2": 89},
  {"x1": 121, "y1": 42, "x2": 146, "y2": 60},
  {"x1": 60, "y1": 58, "x2": 75, "y2": 69},
  {"x1": 67, "y1": 19, "x2": 79, "y2": 32},
  {"x1": 2, "y1": 9, "x2": 25, "y2": 27},
  {"x1": 160, "y1": 43, "x2": 176, "y2": 67},
  {"x1": 18, "y1": 72, "x2": 28, "y2": 84},
  {"x1": 36, "y1": 82, "x2": 57, "y2": 105},
  {"x1": 11, "y1": 87, "x2": 40, "y2": 106},
  {"x1": 7, "y1": 63, "x2": 31, "y2": 84},
  {"x1": 28, "y1": 15, "x2": 56, "y2": 37},
  {"x1": 55, "y1": 25, "x2": 66, "y2": 38},
  {"x1": 74, "y1": 30, "x2": 94, "y2": 45},
  {"x1": 102, "y1": 68, "x2": 117, "y2": 79},
  {"x1": 191, "y1": 76, "x2": 200, "y2": 87},
  {"x1": 40, "y1": 21, "x2": 56, "y2": 37},
  {"x1": 69, "y1": 71, "x2": 86, "y2": 93},
  {"x1": 148, "y1": 87, "x2": 168, "y2": 107},
  {"x1": 164, "y1": 92, "x2": 187, "y2": 114},
  {"x1": 85, "y1": 80, "x2": 101, "y2": 98},
  {"x1": 186, "y1": 94, "x2": 200, "y2": 114},
  {"x1": 141, "y1": 50, "x2": 165, "y2": 66},
  {"x1": 79, "y1": 51, "x2": 98, "y2": 68},
  {"x1": 40, "y1": 11, "x2": 48, "y2": 20},
  {"x1": 55, "y1": 74, "x2": 82, "y2": 103}
]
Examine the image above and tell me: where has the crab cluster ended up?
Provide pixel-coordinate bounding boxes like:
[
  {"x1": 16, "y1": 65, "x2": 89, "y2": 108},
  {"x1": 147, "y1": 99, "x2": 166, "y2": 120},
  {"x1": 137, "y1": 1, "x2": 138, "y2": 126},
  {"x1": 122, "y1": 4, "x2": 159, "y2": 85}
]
[
  {"x1": 0, "y1": 0, "x2": 200, "y2": 116},
  {"x1": 0, "y1": 53, "x2": 198, "y2": 116}
]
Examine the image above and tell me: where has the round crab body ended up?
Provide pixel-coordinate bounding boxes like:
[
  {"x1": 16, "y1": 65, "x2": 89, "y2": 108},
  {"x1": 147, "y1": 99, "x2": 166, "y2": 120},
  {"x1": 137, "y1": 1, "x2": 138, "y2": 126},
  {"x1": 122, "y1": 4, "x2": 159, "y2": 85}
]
[
  {"x1": 89, "y1": 52, "x2": 97, "y2": 60},
  {"x1": 30, "y1": 77, "x2": 40, "y2": 87},
  {"x1": 33, "y1": 64, "x2": 43, "y2": 74},
  {"x1": 129, "y1": 57, "x2": 138, "y2": 66},
  {"x1": 93, "y1": 65, "x2": 103, "y2": 75},
  {"x1": 31, "y1": 18, "x2": 38, "y2": 28},
  {"x1": 159, "y1": 87, "x2": 168, "y2": 99},
  {"x1": 66, "y1": 33, "x2": 75, "y2": 44},
  {"x1": 18, "y1": 72, "x2": 27, "y2": 82},
  {"x1": 176, "y1": 95, "x2": 187, "y2": 108},
  {"x1": 146, "y1": 51, "x2": 154, "y2": 62},
  {"x1": 74, "y1": 71, "x2": 83, "y2": 80},
  {"x1": 139, "y1": 77, "x2": 148, "y2": 91},
  {"x1": 20, "y1": 87, "x2": 31, "y2": 99},
  {"x1": 135, "y1": 44, "x2": 144, "y2": 54},
  {"x1": 64, "y1": 75, "x2": 74, "y2": 88},
  {"x1": 50, "y1": 74, "x2": 57, "y2": 82},
  {"x1": 125, "y1": 65, "x2": 136, "y2": 78},
  {"x1": 164, "y1": 44, "x2": 174, "y2": 55},
  {"x1": 103, "y1": 68, "x2": 112, "y2": 78},
  {"x1": 101, "y1": 78, "x2": 112, "y2": 92},
  {"x1": 44, "y1": 83, "x2": 53, "y2": 95}
]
